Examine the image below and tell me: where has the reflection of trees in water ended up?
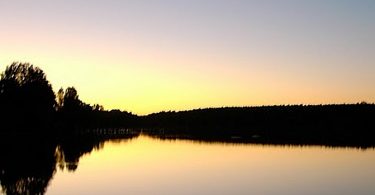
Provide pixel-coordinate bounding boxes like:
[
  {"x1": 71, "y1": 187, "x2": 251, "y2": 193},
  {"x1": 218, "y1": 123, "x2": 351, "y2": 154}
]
[
  {"x1": 56, "y1": 136, "x2": 106, "y2": 172},
  {"x1": 0, "y1": 132, "x2": 140, "y2": 195},
  {"x1": 0, "y1": 137, "x2": 57, "y2": 195},
  {"x1": 0, "y1": 62, "x2": 374, "y2": 193}
]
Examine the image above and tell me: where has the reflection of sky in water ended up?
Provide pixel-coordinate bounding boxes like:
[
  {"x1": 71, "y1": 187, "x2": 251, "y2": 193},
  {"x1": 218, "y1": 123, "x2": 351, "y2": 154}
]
[{"x1": 47, "y1": 135, "x2": 375, "y2": 195}]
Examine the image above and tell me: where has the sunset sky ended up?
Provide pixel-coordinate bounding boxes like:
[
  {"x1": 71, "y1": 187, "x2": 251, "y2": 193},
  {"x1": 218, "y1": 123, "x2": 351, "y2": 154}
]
[{"x1": 0, "y1": 0, "x2": 374, "y2": 114}]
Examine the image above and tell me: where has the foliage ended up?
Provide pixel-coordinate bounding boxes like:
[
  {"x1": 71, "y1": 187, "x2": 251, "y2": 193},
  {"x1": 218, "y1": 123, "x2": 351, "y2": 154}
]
[{"x1": 0, "y1": 62, "x2": 56, "y2": 131}]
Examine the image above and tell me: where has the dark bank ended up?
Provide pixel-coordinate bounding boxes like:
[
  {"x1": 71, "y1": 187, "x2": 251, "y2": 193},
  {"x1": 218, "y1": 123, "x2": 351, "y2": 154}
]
[
  {"x1": 0, "y1": 62, "x2": 375, "y2": 195},
  {"x1": 1, "y1": 62, "x2": 374, "y2": 147}
]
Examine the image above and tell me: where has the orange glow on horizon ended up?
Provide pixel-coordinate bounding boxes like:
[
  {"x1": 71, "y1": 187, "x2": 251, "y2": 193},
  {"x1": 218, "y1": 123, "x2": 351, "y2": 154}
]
[
  {"x1": 1, "y1": 1, "x2": 374, "y2": 115},
  {"x1": 1, "y1": 52, "x2": 373, "y2": 115}
]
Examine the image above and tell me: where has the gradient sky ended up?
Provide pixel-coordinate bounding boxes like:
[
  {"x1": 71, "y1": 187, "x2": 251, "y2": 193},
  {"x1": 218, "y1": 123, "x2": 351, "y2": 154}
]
[{"x1": 0, "y1": 0, "x2": 374, "y2": 114}]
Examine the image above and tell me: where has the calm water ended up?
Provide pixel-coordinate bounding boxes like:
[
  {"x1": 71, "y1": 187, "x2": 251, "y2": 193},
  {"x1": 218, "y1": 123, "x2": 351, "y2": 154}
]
[
  {"x1": 44, "y1": 135, "x2": 375, "y2": 195},
  {"x1": 1, "y1": 134, "x2": 375, "y2": 195}
]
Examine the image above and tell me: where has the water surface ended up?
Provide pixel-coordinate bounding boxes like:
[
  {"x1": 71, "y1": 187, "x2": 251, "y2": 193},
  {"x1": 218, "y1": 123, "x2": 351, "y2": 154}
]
[{"x1": 42, "y1": 135, "x2": 375, "y2": 195}]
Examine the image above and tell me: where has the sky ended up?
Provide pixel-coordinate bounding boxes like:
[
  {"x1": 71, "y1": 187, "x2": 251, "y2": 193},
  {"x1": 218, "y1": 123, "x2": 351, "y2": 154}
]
[{"x1": 0, "y1": 0, "x2": 374, "y2": 115}]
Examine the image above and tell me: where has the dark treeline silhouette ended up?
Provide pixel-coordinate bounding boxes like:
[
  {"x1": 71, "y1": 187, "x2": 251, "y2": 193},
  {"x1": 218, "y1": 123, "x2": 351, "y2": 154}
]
[
  {"x1": 0, "y1": 61, "x2": 141, "y2": 194},
  {"x1": 0, "y1": 62, "x2": 374, "y2": 147},
  {"x1": 0, "y1": 62, "x2": 137, "y2": 134},
  {"x1": 54, "y1": 86, "x2": 137, "y2": 133},
  {"x1": 0, "y1": 62, "x2": 374, "y2": 194},
  {"x1": 141, "y1": 104, "x2": 375, "y2": 147}
]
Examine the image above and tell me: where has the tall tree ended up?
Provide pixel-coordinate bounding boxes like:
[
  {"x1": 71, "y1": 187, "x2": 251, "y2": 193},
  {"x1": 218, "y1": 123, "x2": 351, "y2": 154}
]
[{"x1": 0, "y1": 62, "x2": 56, "y2": 131}]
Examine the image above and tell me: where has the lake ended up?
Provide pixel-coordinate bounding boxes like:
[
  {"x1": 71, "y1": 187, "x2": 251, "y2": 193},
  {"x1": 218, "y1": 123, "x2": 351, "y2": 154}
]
[{"x1": 1, "y1": 133, "x2": 375, "y2": 195}]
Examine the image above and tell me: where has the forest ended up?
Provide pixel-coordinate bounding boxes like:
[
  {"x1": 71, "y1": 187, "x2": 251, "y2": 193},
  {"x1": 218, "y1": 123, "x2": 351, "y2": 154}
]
[
  {"x1": 1, "y1": 62, "x2": 375, "y2": 194},
  {"x1": 0, "y1": 62, "x2": 374, "y2": 146}
]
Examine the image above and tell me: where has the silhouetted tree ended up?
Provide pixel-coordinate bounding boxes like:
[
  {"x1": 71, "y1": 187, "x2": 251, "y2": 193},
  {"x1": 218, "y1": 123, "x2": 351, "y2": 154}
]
[
  {"x1": 93, "y1": 104, "x2": 104, "y2": 111},
  {"x1": 56, "y1": 87, "x2": 104, "y2": 129},
  {"x1": 0, "y1": 62, "x2": 56, "y2": 132},
  {"x1": 62, "y1": 87, "x2": 82, "y2": 112}
]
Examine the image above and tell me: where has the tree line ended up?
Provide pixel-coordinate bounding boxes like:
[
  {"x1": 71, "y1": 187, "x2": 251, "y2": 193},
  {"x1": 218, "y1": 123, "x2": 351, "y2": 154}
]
[
  {"x1": 1, "y1": 62, "x2": 374, "y2": 195},
  {"x1": 0, "y1": 62, "x2": 374, "y2": 147},
  {"x1": 141, "y1": 104, "x2": 375, "y2": 147},
  {"x1": 0, "y1": 62, "x2": 137, "y2": 134}
]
